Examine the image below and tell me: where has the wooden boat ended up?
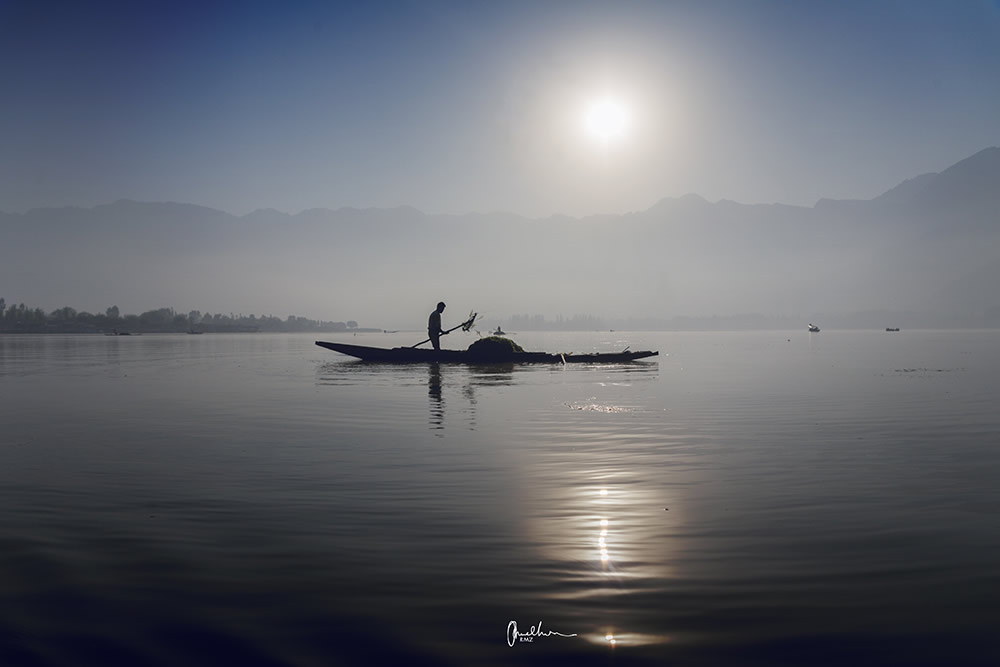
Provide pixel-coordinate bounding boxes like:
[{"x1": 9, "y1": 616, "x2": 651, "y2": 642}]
[{"x1": 315, "y1": 341, "x2": 658, "y2": 364}]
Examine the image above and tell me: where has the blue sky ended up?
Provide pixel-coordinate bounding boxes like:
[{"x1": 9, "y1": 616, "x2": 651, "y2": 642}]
[{"x1": 2, "y1": 0, "x2": 998, "y2": 216}]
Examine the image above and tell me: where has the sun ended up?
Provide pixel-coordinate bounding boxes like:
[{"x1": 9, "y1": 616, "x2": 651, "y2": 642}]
[{"x1": 583, "y1": 97, "x2": 630, "y2": 144}]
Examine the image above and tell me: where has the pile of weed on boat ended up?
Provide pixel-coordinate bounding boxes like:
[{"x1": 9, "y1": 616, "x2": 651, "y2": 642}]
[{"x1": 465, "y1": 336, "x2": 525, "y2": 361}]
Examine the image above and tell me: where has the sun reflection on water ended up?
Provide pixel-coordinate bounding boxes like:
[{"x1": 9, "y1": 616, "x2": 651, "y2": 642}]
[
  {"x1": 579, "y1": 630, "x2": 667, "y2": 648},
  {"x1": 520, "y1": 464, "x2": 679, "y2": 649}
]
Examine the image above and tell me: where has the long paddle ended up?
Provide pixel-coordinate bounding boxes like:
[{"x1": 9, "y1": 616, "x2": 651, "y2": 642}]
[{"x1": 411, "y1": 311, "x2": 478, "y2": 348}]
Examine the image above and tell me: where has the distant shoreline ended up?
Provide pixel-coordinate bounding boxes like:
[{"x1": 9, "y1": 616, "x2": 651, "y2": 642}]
[
  {"x1": 0, "y1": 301, "x2": 372, "y2": 335},
  {"x1": 0, "y1": 327, "x2": 385, "y2": 335}
]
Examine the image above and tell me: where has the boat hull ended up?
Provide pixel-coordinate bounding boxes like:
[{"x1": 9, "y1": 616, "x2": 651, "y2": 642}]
[{"x1": 315, "y1": 341, "x2": 658, "y2": 364}]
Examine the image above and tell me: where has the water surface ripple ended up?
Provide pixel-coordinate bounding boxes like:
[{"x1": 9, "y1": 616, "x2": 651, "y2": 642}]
[{"x1": 1, "y1": 330, "x2": 999, "y2": 665}]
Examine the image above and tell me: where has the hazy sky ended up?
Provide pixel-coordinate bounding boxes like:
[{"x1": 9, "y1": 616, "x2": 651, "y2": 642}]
[{"x1": 2, "y1": 0, "x2": 999, "y2": 217}]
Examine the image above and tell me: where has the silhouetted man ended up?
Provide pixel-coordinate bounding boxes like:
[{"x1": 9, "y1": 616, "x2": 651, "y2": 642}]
[{"x1": 428, "y1": 302, "x2": 446, "y2": 350}]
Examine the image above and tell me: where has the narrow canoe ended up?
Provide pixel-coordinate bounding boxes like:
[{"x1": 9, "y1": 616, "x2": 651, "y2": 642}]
[{"x1": 315, "y1": 341, "x2": 658, "y2": 364}]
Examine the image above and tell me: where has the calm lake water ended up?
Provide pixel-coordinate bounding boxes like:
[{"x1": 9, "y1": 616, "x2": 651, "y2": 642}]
[{"x1": 1, "y1": 330, "x2": 999, "y2": 666}]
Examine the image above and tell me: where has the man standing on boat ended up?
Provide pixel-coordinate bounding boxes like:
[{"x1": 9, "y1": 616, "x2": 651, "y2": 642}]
[{"x1": 428, "y1": 302, "x2": 446, "y2": 350}]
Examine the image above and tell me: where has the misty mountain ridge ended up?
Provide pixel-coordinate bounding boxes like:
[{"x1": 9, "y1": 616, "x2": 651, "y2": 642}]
[
  {"x1": 872, "y1": 172, "x2": 939, "y2": 205},
  {"x1": 5, "y1": 146, "x2": 996, "y2": 226},
  {"x1": 2, "y1": 147, "x2": 998, "y2": 328}
]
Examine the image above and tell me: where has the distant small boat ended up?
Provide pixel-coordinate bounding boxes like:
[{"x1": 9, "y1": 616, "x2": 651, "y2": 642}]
[
  {"x1": 493, "y1": 326, "x2": 506, "y2": 336},
  {"x1": 885, "y1": 327, "x2": 900, "y2": 332},
  {"x1": 187, "y1": 330, "x2": 203, "y2": 334},
  {"x1": 807, "y1": 324, "x2": 820, "y2": 332},
  {"x1": 105, "y1": 329, "x2": 133, "y2": 336}
]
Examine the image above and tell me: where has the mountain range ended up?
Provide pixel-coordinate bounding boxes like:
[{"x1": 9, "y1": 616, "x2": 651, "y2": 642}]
[{"x1": 2, "y1": 147, "x2": 998, "y2": 329}]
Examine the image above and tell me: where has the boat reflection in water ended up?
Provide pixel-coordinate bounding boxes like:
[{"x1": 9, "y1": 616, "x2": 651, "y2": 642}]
[
  {"x1": 427, "y1": 363, "x2": 444, "y2": 432},
  {"x1": 426, "y1": 363, "x2": 520, "y2": 433},
  {"x1": 319, "y1": 358, "x2": 521, "y2": 435}
]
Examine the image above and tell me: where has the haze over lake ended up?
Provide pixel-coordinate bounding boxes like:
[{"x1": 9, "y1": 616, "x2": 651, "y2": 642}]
[{"x1": 2, "y1": 144, "x2": 1000, "y2": 329}]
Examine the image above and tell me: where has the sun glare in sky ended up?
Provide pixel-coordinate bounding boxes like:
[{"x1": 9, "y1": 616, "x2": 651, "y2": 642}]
[{"x1": 582, "y1": 97, "x2": 631, "y2": 145}]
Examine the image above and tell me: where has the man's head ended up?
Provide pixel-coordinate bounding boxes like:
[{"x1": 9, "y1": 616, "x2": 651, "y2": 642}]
[{"x1": 437, "y1": 302, "x2": 446, "y2": 313}]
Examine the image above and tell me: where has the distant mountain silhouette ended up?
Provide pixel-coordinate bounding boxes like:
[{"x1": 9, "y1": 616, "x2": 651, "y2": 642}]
[
  {"x1": 2, "y1": 147, "x2": 998, "y2": 328},
  {"x1": 816, "y1": 147, "x2": 1000, "y2": 231},
  {"x1": 904, "y1": 147, "x2": 1000, "y2": 229},
  {"x1": 873, "y1": 172, "x2": 938, "y2": 205}
]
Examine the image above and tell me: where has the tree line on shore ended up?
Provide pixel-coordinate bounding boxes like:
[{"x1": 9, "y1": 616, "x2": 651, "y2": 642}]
[{"x1": 0, "y1": 299, "x2": 362, "y2": 333}]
